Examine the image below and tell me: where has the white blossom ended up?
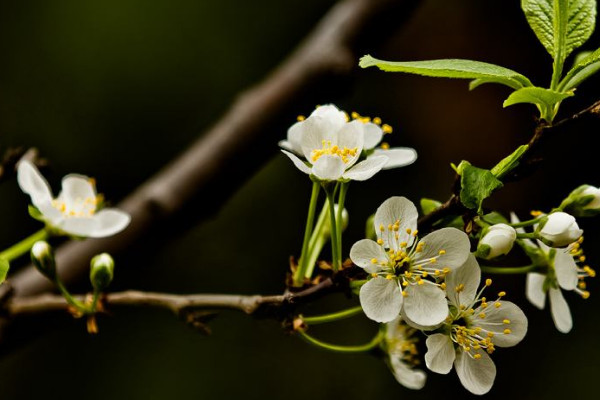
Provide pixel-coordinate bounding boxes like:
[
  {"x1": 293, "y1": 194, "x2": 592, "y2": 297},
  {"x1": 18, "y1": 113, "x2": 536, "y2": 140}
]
[
  {"x1": 384, "y1": 316, "x2": 426, "y2": 390},
  {"x1": 477, "y1": 223, "x2": 516, "y2": 259},
  {"x1": 580, "y1": 185, "x2": 600, "y2": 210},
  {"x1": 350, "y1": 196, "x2": 470, "y2": 325},
  {"x1": 537, "y1": 212, "x2": 583, "y2": 248},
  {"x1": 17, "y1": 160, "x2": 130, "y2": 238},
  {"x1": 424, "y1": 255, "x2": 528, "y2": 395}
]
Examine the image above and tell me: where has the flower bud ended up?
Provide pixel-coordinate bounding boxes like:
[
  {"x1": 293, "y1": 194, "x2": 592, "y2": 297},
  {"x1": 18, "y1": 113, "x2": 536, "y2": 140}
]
[
  {"x1": 562, "y1": 185, "x2": 600, "y2": 217},
  {"x1": 537, "y1": 212, "x2": 583, "y2": 247},
  {"x1": 31, "y1": 241, "x2": 56, "y2": 279},
  {"x1": 477, "y1": 224, "x2": 516, "y2": 259},
  {"x1": 89, "y1": 253, "x2": 114, "y2": 292}
]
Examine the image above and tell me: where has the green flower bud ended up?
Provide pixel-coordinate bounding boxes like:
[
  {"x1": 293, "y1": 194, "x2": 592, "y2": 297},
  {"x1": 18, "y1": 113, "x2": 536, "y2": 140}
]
[
  {"x1": 31, "y1": 241, "x2": 56, "y2": 279},
  {"x1": 561, "y1": 185, "x2": 600, "y2": 217},
  {"x1": 365, "y1": 213, "x2": 376, "y2": 240},
  {"x1": 90, "y1": 253, "x2": 115, "y2": 292}
]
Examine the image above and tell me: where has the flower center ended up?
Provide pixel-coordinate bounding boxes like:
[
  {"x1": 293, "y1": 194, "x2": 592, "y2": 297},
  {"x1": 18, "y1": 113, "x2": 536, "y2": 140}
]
[
  {"x1": 310, "y1": 140, "x2": 357, "y2": 164},
  {"x1": 387, "y1": 324, "x2": 420, "y2": 366},
  {"x1": 52, "y1": 196, "x2": 99, "y2": 218}
]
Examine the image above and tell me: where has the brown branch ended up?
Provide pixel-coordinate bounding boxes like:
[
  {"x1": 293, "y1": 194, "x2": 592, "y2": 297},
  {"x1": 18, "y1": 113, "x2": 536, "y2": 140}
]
[{"x1": 4, "y1": 0, "x2": 420, "y2": 301}]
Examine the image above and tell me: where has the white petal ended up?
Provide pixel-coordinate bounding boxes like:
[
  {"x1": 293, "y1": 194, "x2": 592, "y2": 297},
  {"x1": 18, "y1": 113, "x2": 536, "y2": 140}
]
[
  {"x1": 281, "y1": 150, "x2": 312, "y2": 175},
  {"x1": 310, "y1": 104, "x2": 347, "y2": 132},
  {"x1": 553, "y1": 249, "x2": 578, "y2": 290},
  {"x1": 454, "y1": 349, "x2": 496, "y2": 395},
  {"x1": 400, "y1": 309, "x2": 444, "y2": 331},
  {"x1": 413, "y1": 228, "x2": 470, "y2": 271},
  {"x1": 549, "y1": 287, "x2": 573, "y2": 333},
  {"x1": 299, "y1": 116, "x2": 331, "y2": 160},
  {"x1": 359, "y1": 277, "x2": 403, "y2": 323},
  {"x1": 89, "y1": 209, "x2": 131, "y2": 237},
  {"x1": 349, "y1": 239, "x2": 387, "y2": 273},
  {"x1": 342, "y1": 156, "x2": 388, "y2": 181},
  {"x1": 389, "y1": 356, "x2": 427, "y2": 390},
  {"x1": 37, "y1": 200, "x2": 64, "y2": 224},
  {"x1": 60, "y1": 174, "x2": 96, "y2": 210},
  {"x1": 374, "y1": 196, "x2": 418, "y2": 250},
  {"x1": 473, "y1": 300, "x2": 528, "y2": 347},
  {"x1": 373, "y1": 147, "x2": 418, "y2": 170},
  {"x1": 334, "y1": 120, "x2": 364, "y2": 167},
  {"x1": 402, "y1": 283, "x2": 448, "y2": 326},
  {"x1": 59, "y1": 217, "x2": 100, "y2": 237},
  {"x1": 363, "y1": 123, "x2": 383, "y2": 149},
  {"x1": 278, "y1": 140, "x2": 297, "y2": 154},
  {"x1": 424, "y1": 333, "x2": 455, "y2": 374},
  {"x1": 312, "y1": 155, "x2": 345, "y2": 181},
  {"x1": 286, "y1": 121, "x2": 307, "y2": 154},
  {"x1": 17, "y1": 160, "x2": 54, "y2": 207},
  {"x1": 445, "y1": 254, "x2": 481, "y2": 308},
  {"x1": 526, "y1": 273, "x2": 547, "y2": 310}
]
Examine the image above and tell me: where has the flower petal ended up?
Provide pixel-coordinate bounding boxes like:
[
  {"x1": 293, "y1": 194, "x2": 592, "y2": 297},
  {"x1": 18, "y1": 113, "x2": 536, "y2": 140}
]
[
  {"x1": 400, "y1": 309, "x2": 444, "y2": 331},
  {"x1": 342, "y1": 156, "x2": 388, "y2": 181},
  {"x1": 389, "y1": 356, "x2": 427, "y2": 390},
  {"x1": 424, "y1": 333, "x2": 455, "y2": 374},
  {"x1": 374, "y1": 196, "x2": 418, "y2": 250},
  {"x1": 311, "y1": 155, "x2": 345, "y2": 181},
  {"x1": 60, "y1": 174, "x2": 96, "y2": 210},
  {"x1": 554, "y1": 249, "x2": 578, "y2": 290},
  {"x1": 526, "y1": 272, "x2": 547, "y2": 310},
  {"x1": 17, "y1": 160, "x2": 54, "y2": 208},
  {"x1": 59, "y1": 217, "x2": 100, "y2": 237},
  {"x1": 359, "y1": 277, "x2": 403, "y2": 323},
  {"x1": 413, "y1": 228, "x2": 470, "y2": 271},
  {"x1": 286, "y1": 121, "x2": 307, "y2": 154},
  {"x1": 310, "y1": 104, "x2": 347, "y2": 133},
  {"x1": 90, "y1": 209, "x2": 131, "y2": 237},
  {"x1": 473, "y1": 300, "x2": 528, "y2": 347},
  {"x1": 454, "y1": 349, "x2": 496, "y2": 395},
  {"x1": 362, "y1": 123, "x2": 383, "y2": 149},
  {"x1": 373, "y1": 147, "x2": 418, "y2": 170},
  {"x1": 281, "y1": 150, "x2": 312, "y2": 175},
  {"x1": 334, "y1": 120, "x2": 364, "y2": 167},
  {"x1": 549, "y1": 287, "x2": 572, "y2": 333},
  {"x1": 278, "y1": 140, "x2": 296, "y2": 153},
  {"x1": 299, "y1": 116, "x2": 331, "y2": 160},
  {"x1": 349, "y1": 239, "x2": 387, "y2": 273},
  {"x1": 402, "y1": 283, "x2": 448, "y2": 326},
  {"x1": 445, "y1": 254, "x2": 481, "y2": 308}
]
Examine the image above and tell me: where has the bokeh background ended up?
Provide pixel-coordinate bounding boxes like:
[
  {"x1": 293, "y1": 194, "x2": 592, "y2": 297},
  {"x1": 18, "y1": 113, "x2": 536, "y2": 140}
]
[{"x1": 1, "y1": 0, "x2": 599, "y2": 399}]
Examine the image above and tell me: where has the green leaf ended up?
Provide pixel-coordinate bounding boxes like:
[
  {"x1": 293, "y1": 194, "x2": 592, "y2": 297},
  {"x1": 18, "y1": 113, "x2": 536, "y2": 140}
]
[
  {"x1": 0, "y1": 257, "x2": 9, "y2": 284},
  {"x1": 521, "y1": 0, "x2": 596, "y2": 62},
  {"x1": 559, "y1": 47, "x2": 600, "y2": 90},
  {"x1": 491, "y1": 145, "x2": 529, "y2": 179},
  {"x1": 482, "y1": 211, "x2": 509, "y2": 225},
  {"x1": 420, "y1": 198, "x2": 442, "y2": 215},
  {"x1": 460, "y1": 164, "x2": 504, "y2": 213},
  {"x1": 503, "y1": 86, "x2": 573, "y2": 109},
  {"x1": 359, "y1": 55, "x2": 532, "y2": 89}
]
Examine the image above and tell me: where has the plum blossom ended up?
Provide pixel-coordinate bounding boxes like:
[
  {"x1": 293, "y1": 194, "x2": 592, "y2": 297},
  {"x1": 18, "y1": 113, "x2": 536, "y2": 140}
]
[
  {"x1": 349, "y1": 196, "x2": 470, "y2": 325},
  {"x1": 383, "y1": 316, "x2": 426, "y2": 390},
  {"x1": 17, "y1": 160, "x2": 130, "y2": 238},
  {"x1": 537, "y1": 212, "x2": 583, "y2": 248},
  {"x1": 424, "y1": 255, "x2": 527, "y2": 395},
  {"x1": 476, "y1": 223, "x2": 516, "y2": 259}
]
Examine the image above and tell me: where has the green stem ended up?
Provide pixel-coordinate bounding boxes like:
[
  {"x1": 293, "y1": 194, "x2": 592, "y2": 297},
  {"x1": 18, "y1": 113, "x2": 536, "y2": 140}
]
[
  {"x1": 336, "y1": 182, "x2": 349, "y2": 265},
  {"x1": 301, "y1": 306, "x2": 363, "y2": 325},
  {"x1": 297, "y1": 330, "x2": 383, "y2": 353},
  {"x1": 349, "y1": 280, "x2": 367, "y2": 290},
  {"x1": 0, "y1": 228, "x2": 49, "y2": 262},
  {"x1": 509, "y1": 217, "x2": 543, "y2": 228},
  {"x1": 55, "y1": 279, "x2": 88, "y2": 312},
  {"x1": 293, "y1": 181, "x2": 321, "y2": 287},
  {"x1": 304, "y1": 201, "x2": 330, "y2": 279},
  {"x1": 325, "y1": 186, "x2": 340, "y2": 272},
  {"x1": 480, "y1": 264, "x2": 538, "y2": 274},
  {"x1": 516, "y1": 233, "x2": 536, "y2": 239}
]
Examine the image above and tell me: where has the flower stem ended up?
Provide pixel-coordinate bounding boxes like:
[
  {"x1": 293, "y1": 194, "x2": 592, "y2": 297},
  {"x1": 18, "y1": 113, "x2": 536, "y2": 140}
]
[
  {"x1": 293, "y1": 181, "x2": 321, "y2": 287},
  {"x1": 301, "y1": 305, "x2": 363, "y2": 325},
  {"x1": 297, "y1": 329, "x2": 383, "y2": 353},
  {"x1": 304, "y1": 201, "x2": 330, "y2": 279},
  {"x1": 509, "y1": 217, "x2": 543, "y2": 228},
  {"x1": 0, "y1": 228, "x2": 49, "y2": 262},
  {"x1": 324, "y1": 186, "x2": 340, "y2": 272},
  {"x1": 480, "y1": 264, "x2": 538, "y2": 274},
  {"x1": 336, "y1": 182, "x2": 349, "y2": 266},
  {"x1": 55, "y1": 279, "x2": 88, "y2": 312},
  {"x1": 516, "y1": 233, "x2": 536, "y2": 239}
]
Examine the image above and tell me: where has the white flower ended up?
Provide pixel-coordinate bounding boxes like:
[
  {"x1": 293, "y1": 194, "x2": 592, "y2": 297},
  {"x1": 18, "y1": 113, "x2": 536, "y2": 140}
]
[
  {"x1": 384, "y1": 316, "x2": 426, "y2": 390},
  {"x1": 280, "y1": 105, "x2": 417, "y2": 180},
  {"x1": 477, "y1": 223, "x2": 516, "y2": 259},
  {"x1": 537, "y1": 212, "x2": 583, "y2": 248},
  {"x1": 17, "y1": 160, "x2": 131, "y2": 238},
  {"x1": 424, "y1": 255, "x2": 528, "y2": 395},
  {"x1": 512, "y1": 213, "x2": 593, "y2": 333},
  {"x1": 580, "y1": 185, "x2": 600, "y2": 210},
  {"x1": 349, "y1": 196, "x2": 470, "y2": 325}
]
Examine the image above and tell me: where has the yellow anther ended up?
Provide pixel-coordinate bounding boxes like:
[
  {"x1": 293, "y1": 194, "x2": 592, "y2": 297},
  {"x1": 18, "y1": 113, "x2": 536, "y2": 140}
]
[
  {"x1": 439, "y1": 250, "x2": 446, "y2": 255},
  {"x1": 388, "y1": 224, "x2": 394, "y2": 231},
  {"x1": 579, "y1": 256, "x2": 586, "y2": 262},
  {"x1": 373, "y1": 117, "x2": 382, "y2": 125},
  {"x1": 498, "y1": 291, "x2": 506, "y2": 297},
  {"x1": 380, "y1": 224, "x2": 385, "y2": 232},
  {"x1": 455, "y1": 283, "x2": 465, "y2": 293},
  {"x1": 578, "y1": 236, "x2": 584, "y2": 244},
  {"x1": 578, "y1": 281, "x2": 587, "y2": 289},
  {"x1": 400, "y1": 242, "x2": 407, "y2": 248},
  {"x1": 582, "y1": 291, "x2": 591, "y2": 299},
  {"x1": 382, "y1": 124, "x2": 393, "y2": 134},
  {"x1": 351, "y1": 111, "x2": 360, "y2": 119},
  {"x1": 406, "y1": 228, "x2": 412, "y2": 234},
  {"x1": 297, "y1": 115, "x2": 305, "y2": 121},
  {"x1": 402, "y1": 281, "x2": 408, "y2": 287},
  {"x1": 485, "y1": 279, "x2": 492, "y2": 286},
  {"x1": 417, "y1": 279, "x2": 425, "y2": 286},
  {"x1": 434, "y1": 269, "x2": 440, "y2": 276},
  {"x1": 371, "y1": 258, "x2": 378, "y2": 264},
  {"x1": 412, "y1": 230, "x2": 419, "y2": 237},
  {"x1": 371, "y1": 273, "x2": 378, "y2": 278},
  {"x1": 377, "y1": 238, "x2": 384, "y2": 245},
  {"x1": 440, "y1": 282, "x2": 447, "y2": 290},
  {"x1": 380, "y1": 142, "x2": 390, "y2": 150},
  {"x1": 402, "y1": 291, "x2": 408, "y2": 297},
  {"x1": 503, "y1": 319, "x2": 511, "y2": 324},
  {"x1": 481, "y1": 302, "x2": 488, "y2": 309},
  {"x1": 487, "y1": 332, "x2": 494, "y2": 338},
  {"x1": 386, "y1": 274, "x2": 394, "y2": 280},
  {"x1": 530, "y1": 210, "x2": 543, "y2": 217},
  {"x1": 479, "y1": 312, "x2": 486, "y2": 319},
  {"x1": 404, "y1": 271, "x2": 412, "y2": 278},
  {"x1": 494, "y1": 302, "x2": 501, "y2": 308},
  {"x1": 473, "y1": 354, "x2": 482, "y2": 360},
  {"x1": 422, "y1": 271, "x2": 429, "y2": 278},
  {"x1": 442, "y1": 267, "x2": 451, "y2": 274},
  {"x1": 503, "y1": 329, "x2": 512, "y2": 334}
]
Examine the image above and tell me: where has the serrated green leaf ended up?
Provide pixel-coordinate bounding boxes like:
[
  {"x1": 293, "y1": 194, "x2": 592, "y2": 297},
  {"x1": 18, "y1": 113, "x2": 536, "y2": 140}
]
[
  {"x1": 491, "y1": 145, "x2": 529, "y2": 179},
  {"x1": 559, "y1": 47, "x2": 600, "y2": 90},
  {"x1": 359, "y1": 55, "x2": 532, "y2": 89},
  {"x1": 0, "y1": 257, "x2": 9, "y2": 284},
  {"x1": 420, "y1": 198, "x2": 442, "y2": 215},
  {"x1": 521, "y1": 0, "x2": 596, "y2": 62},
  {"x1": 503, "y1": 86, "x2": 573, "y2": 109},
  {"x1": 460, "y1": 164, "x2": 504, "y2": 213}
]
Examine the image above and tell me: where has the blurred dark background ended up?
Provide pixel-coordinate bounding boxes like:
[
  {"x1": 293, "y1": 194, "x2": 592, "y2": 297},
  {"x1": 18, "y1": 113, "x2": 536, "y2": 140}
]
[{"x1": 0, "y1": 0, "x2": 599, "y2": 399}]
